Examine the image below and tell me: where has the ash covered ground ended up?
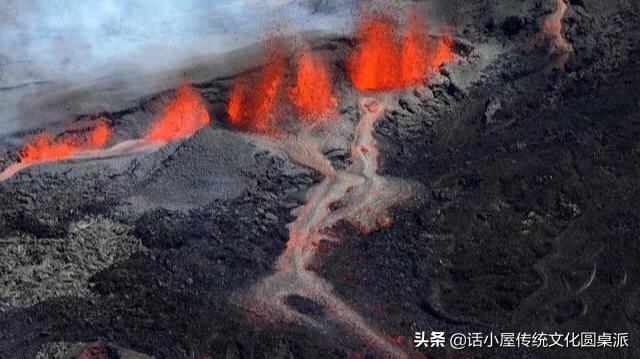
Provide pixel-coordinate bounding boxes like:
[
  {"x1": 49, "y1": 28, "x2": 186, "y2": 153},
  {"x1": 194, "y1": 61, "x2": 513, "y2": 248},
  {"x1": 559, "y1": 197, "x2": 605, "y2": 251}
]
[{"x1": 1, "y1": 0, "x2": 640, "y2": 358}]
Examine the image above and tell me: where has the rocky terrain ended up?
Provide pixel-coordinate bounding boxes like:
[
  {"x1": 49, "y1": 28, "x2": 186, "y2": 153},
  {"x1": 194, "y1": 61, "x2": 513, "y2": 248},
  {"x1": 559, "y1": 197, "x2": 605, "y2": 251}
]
[{"x1": 0, "y1": 0, "x2": 639, "y2": 358}]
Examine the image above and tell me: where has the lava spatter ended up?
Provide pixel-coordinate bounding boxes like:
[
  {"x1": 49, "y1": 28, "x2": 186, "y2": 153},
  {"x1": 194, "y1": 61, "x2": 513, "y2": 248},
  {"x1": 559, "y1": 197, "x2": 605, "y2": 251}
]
[
  {"x1": 347, "y1": 9, "x2": 454, "y2": 91},
  {"x1": 0, "y1": 120, "x2": 113, "y2": 181},
  {"x1": 289, "y1": 49, "x2": 337, "y2": 121}
]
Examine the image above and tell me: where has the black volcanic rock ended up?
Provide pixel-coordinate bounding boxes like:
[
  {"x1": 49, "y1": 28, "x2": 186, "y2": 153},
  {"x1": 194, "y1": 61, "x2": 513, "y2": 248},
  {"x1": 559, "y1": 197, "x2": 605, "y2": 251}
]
[
  {"x1": 1, "y1": 1, "x2": 639, "y2": 359},
  {"x1": 502, "y1": 15, "x2": 526, "y2": 36}
]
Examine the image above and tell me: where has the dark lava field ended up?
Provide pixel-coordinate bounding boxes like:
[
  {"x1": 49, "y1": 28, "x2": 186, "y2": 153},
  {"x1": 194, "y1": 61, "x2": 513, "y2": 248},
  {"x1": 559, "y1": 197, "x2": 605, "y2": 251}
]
[{"x1": 0, "y1": 0, "x2": 639, "y2": 358}]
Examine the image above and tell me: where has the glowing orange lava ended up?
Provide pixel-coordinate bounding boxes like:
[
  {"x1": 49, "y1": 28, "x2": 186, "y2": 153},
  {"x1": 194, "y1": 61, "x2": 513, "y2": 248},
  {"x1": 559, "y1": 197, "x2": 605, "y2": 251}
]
[
  {"x1": 145, "y1": 82, "x2": 210, "y2": 143},
  {"x1": 20, "y1": 120, "x2": 112, "y2": 164},
  {"x1": 87, "y1": 120, "x2": 111, "y2": 148},
  {"x1": 227, "y1": 40, "x2": 340, "y2": 132},
  {"x1": 21, "y1": 135, "x2": 77, "y2": 164},
  {"x1": 347, "y1": 10, "x2": 454, "y2": 91},
  {"x1": 289, "y1": 50, "x2": 337, "y2": 121},
  {"x1": 430, "y1": 31, "x2": 455, "y2": 68},
  {"x1": 227, "y1": 45, "x2": 287, "y2": 133}
]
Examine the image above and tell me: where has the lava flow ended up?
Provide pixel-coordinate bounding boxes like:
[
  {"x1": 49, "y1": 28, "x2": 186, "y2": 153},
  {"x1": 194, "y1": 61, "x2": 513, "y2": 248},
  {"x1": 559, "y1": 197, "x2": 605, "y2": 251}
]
[
  {"x1": 347, "y1": 9, "x2": 454, "y2": 91},
  {"x1": 231, "y1": 8, "x2": 455, "y2": 357},
  {"x1": 0, "y1": 120, "x2": 113, "y2": 181},
  {"x1": 238, "y1": 97, "x2": 413, "y2": 358},
  {"x1": 526, "y1": 0, "x2": 574, "y2": 70}
]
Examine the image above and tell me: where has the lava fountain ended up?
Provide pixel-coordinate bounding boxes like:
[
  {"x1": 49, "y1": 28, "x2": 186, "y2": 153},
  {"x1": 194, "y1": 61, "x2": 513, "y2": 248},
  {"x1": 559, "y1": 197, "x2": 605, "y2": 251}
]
[
  {"x1": 227, "y1": 42, "x2": 337, "y2": 132},
  {"x1": 239, "y1": 97, "x2": 413, "y2": 358},
  {"x1": 233, "y1": 9, "x2": 454, "y2": 354},
  {"x1": 144, "y1": 81, "x2": 210, "y2": 144},
  {"x1": 289, "y1": 49, "x2": 337, "y2": 121},
  {"x1": 0, "y1": 82, "x2": 209, "y2": 181},
  {"x1": 227, "y1": 42, "x2": 288, "y2": 133},
  {"x1": 347, "y1": 9, "x2": 454, "y2": 91},
  {"x1": 0, "y1": 120, "x2": 113, "y2": 181}
]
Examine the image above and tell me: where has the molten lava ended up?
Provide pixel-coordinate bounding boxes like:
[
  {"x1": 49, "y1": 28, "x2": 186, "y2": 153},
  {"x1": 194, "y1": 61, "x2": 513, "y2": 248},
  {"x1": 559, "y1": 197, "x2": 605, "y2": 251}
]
[
  {"x1": 1, "y1": 82, "x2": 207, "y2": 181},
  {"x1": 87, "y1": 120, "x2": 111, "y2": 148},
  {"x1": 20, "y1": 120, "x2": 112, "y2": 164},
  {"x1": 145, "y1": 82, "x2": 210, "y2": 143},
  {"x1": 227, "y1": 46, "x2": 287, "y2": 133},
  {"x1": 21, "y1": 135, "x2": 77, "y2": 164},
  {"x1": 348, "y1": 10, "x2": 454, "y2": 91},
  {"x1": 430, "y1": 32, "x2": 455, "y2": 68},
  {"x1": 289, "y1": 50, "x2": 337, "y2": 121},
  {"x1": 541, "y1": 0, "x2": 573, "y2": 70},
  {"x1": 225, "y1": 15, "x2": 452, "y2": 357},
  {"x1": 227, "y1": 40, "x2": 339, "y2": 132}
]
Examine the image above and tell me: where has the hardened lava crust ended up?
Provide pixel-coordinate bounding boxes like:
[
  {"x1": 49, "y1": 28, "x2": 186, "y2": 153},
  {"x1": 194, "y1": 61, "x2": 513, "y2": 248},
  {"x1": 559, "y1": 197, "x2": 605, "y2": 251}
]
[{"x1": 1, "y1": 1, "x2": 639, "y2": 358}]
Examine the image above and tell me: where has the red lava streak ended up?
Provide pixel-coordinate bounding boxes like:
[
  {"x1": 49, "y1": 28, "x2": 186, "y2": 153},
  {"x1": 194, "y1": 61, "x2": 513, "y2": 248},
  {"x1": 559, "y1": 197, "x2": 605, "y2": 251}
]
[
  {"x1": 348, "y1": 9, "x2": 454, "y2": 91},
  {"x1": 20, "y1": 120, "x2": 112, "y2": 164},
  {"x1": 145, "y1": 82, "x2": 210, "y2": 143},
  {"x1": 289, "y1": 50, "x2": 337, "y2": 121}
]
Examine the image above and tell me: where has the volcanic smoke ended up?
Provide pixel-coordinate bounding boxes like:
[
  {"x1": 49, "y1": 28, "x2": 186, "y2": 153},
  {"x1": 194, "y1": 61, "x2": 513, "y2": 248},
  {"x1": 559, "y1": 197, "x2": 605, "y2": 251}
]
[
  {"x1": 0, "y1": 5, "x2": 452, "y2": 354},
  {"x1": 347, "y1": 9, "x2": 454, "y2": 91}
]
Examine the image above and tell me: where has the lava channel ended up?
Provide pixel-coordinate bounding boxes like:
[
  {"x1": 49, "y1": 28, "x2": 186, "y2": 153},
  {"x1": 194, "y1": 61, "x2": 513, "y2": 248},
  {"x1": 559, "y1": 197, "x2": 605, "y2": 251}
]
[
  {"x1": 288, "y1": 48, "x2": 337, "y2": 121},
  {"x1": 237, "y1": 97, "x2": 413, "y2": 358}
]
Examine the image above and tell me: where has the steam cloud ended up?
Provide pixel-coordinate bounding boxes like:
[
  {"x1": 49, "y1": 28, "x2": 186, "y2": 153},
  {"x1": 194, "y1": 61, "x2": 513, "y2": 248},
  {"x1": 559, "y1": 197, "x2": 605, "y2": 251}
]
[{"x1": 0, "y1": 0, "x2": 354, "y2": 85}]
